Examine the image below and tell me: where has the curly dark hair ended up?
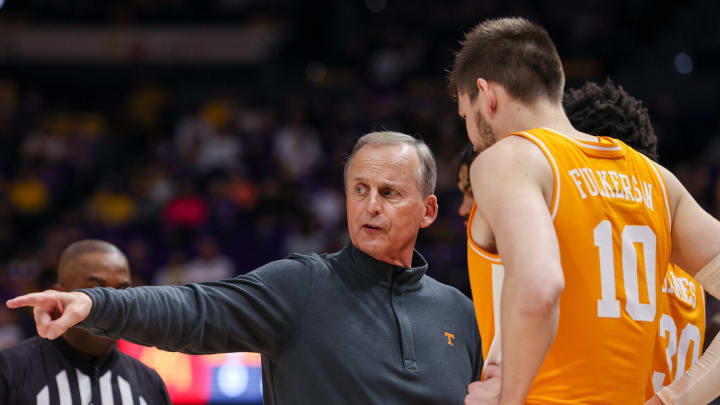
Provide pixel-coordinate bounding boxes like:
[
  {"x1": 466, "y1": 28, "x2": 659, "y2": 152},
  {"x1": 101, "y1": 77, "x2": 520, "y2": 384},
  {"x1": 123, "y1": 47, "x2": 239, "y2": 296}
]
[
  {"x1": 564, "y1": 79, "x2": 658, "y2": 161},
  {"x1": 457, "y1": 142, "x2": 477, "y2": 175}
]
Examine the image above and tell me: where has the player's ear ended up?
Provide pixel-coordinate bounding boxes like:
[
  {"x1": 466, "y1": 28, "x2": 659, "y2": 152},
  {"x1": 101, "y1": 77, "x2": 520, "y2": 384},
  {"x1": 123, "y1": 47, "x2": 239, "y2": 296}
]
[
  {"x1": 475, "y1": 77, "x2": 489, "y2": 95},
  {"x1": 420, "y1": 195, "x2": 438, "y2": 228},
  {"x1": 475, "y1": 78, "x2": 498, "y2": 117}
]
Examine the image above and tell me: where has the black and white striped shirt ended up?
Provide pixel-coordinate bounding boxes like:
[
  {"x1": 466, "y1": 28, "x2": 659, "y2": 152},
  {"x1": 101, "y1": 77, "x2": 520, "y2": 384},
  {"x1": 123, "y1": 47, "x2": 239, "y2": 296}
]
[{"x1": 0, "y1": 336, "x2": 170, "y2": 405}]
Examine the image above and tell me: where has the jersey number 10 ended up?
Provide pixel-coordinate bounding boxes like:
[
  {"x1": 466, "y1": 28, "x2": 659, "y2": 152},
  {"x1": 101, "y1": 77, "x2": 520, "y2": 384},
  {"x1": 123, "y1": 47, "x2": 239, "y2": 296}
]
[{"x1": 594, "y1": 220, "x2": 656, "y2": 321}]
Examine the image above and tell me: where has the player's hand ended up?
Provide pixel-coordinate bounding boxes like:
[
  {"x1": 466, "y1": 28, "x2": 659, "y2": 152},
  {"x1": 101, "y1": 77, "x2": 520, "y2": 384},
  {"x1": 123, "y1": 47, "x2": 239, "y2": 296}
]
[
  {"x1": 465, "y1": 364, "x2": 501, "y2": 405},
  {"x1": 6, "y1": 290, "x2": 93, "y2": 340},
  {"x1": 644, "y1": 395, "x2": 665, "y2": 405}
]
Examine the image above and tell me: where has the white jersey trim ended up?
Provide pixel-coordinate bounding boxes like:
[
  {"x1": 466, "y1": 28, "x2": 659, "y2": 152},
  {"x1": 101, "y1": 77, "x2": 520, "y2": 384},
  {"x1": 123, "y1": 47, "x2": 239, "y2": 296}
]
[
  {"x1": 468, "y1": 241, "x2": 502, "y2": 264},
  {"x1": 541, "y1": 127, "x2": 623, "y2": 151},
  {"x1": 485, "y1": 264, "x2": 505, "y2": 368},
  {"x1": 517, "y1": 131, "x2": 561, "y2": 220},
  {"x1": 641, "y1": 154, "x2": 672, "y2": 232}
]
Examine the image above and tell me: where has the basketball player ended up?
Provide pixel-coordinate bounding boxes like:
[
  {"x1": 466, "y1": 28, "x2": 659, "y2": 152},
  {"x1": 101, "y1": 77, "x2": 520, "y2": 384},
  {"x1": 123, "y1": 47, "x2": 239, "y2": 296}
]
[
  {"x1": 449, "y1": 17, "x2": 720, "y2": 404},
  {"x1": 564, "y1": 80, "x2": 707, "y2": 400},
  {"x1": 461, "y1": 80, "x2": 708, "y2": 403},
  {"x1": 0, "y1": 240, "x2": 170, "y2": 405},
  {"x1": 458, "y1": 80, "x2": 714, "y2": 398}
]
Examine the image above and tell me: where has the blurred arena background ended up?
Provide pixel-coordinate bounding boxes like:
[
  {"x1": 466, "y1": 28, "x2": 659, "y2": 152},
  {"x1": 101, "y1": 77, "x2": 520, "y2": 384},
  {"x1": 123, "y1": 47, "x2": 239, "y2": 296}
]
[{"x1": 0, "y1": 0, "x2": 719, "y2": 403}]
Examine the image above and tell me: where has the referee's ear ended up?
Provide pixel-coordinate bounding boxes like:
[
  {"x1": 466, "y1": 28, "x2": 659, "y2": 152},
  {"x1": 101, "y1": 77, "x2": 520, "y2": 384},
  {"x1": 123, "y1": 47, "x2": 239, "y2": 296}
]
[{"x1": 52, "y1": 283, "x2": 67, "y2": 293}]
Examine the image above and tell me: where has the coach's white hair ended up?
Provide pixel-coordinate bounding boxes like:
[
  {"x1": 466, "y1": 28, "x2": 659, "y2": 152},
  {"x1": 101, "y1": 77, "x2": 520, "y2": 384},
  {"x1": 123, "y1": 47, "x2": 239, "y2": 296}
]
[{"x1": 343, "y1": 131, "x2": 437, "y2": 197}]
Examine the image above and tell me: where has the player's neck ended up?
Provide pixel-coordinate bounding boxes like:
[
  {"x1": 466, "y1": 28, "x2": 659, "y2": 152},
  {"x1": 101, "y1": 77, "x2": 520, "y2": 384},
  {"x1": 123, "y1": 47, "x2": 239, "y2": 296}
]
[
  {"x1": 62, "y1": 327, "x2": 117, "y2": 358},
  {"x1": 498, "y1": 100, "x2": 596, "y2": 142}
]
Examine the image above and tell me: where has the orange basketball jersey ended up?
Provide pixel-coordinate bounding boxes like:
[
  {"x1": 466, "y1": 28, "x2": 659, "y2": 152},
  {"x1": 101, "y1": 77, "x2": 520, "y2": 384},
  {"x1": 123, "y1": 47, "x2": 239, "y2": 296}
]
[
  {"x1": 467, "y1": 127, "x2": 673, "y2": 404},
  {"x1": 646, "y1": 263, "x2": 705, "y2": 399}
]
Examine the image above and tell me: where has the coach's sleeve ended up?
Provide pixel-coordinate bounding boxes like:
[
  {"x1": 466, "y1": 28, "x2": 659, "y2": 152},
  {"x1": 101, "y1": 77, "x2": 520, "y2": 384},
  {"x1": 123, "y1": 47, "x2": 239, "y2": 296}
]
[
  {"x1": 78, "y1": 255, "x2": 316, "y2": 356},
  {"x1": 472, "y1": 329, "x2": 484, "y2": 381},
  {"x1": 0, "y1": 351, "x2": 12, "y2": 403}
]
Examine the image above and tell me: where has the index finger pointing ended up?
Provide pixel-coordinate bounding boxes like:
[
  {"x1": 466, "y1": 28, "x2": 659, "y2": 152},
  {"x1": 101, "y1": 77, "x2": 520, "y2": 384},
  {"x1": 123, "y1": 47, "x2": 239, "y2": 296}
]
[{"x1": 6, "y1": 292, "x2": 52, "y2": 309}]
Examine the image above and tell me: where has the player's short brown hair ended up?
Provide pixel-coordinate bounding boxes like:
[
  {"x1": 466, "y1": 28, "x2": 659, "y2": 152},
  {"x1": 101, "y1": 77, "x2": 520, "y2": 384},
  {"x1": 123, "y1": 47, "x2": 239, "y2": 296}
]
[{"x1": 448, "y1": 17, "x2": 565, "y2": 104}]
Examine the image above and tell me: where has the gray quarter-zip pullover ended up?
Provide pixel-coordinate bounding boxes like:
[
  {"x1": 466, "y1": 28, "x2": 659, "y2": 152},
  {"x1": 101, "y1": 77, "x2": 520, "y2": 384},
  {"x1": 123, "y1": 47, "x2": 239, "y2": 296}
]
[{"x1": 80, "y1": 243, "x2": 482, "y2": 404}]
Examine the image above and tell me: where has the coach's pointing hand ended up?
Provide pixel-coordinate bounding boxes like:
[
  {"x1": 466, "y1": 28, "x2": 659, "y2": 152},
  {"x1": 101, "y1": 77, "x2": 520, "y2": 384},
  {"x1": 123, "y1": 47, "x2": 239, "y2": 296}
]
[{"x1": 6, "y1": 290, "x2": 93, "y2": 339}]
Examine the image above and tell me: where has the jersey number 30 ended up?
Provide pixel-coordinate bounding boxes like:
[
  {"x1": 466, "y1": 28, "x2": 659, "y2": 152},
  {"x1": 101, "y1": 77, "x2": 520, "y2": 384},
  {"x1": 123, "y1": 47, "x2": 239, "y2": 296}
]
[
  {"x1": 652, "y1": 314, "x2": 701, "y2": 392},
  {"x1": 594, "y1": 220, "x2": 656, "y2": 321}
]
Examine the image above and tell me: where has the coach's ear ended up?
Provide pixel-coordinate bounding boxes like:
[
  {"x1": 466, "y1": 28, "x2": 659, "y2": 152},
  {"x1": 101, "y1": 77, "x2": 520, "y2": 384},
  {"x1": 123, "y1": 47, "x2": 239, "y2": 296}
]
[{"x1": 420, "y1": 195, "x2": 438, "y2": 228}]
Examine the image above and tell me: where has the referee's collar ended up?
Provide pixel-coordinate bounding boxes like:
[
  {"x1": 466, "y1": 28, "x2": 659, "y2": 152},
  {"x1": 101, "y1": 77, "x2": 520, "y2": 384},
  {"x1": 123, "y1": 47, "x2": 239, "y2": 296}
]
[
  {"x1": 341, "y1": 243, "x2": 428, "y2": 289},
  {"x1": 54, "y1": 335, "x2": 119, "y2": 374}
]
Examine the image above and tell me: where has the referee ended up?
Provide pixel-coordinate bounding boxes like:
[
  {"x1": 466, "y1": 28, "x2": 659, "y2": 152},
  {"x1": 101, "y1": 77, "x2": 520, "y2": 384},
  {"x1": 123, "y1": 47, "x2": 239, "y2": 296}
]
[{"x1": 0, "y1": 240, "x2": 170, "y2": 405}]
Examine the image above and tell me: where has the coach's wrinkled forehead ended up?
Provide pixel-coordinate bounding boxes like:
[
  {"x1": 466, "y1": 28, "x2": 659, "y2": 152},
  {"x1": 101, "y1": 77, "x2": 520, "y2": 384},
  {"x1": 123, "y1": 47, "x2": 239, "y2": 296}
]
[{"x1": 343, "y1": 131, "x2": 437, "y2": 197}]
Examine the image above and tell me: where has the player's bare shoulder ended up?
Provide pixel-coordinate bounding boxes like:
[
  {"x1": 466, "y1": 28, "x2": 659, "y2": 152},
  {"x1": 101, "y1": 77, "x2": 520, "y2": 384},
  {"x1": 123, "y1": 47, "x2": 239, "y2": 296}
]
[
  {"x1": 469, "y1": 134, "x2": 554, "y2": 206},
  {"x1": 650, "y1": 161, "x2": 683, "y2": 218}
]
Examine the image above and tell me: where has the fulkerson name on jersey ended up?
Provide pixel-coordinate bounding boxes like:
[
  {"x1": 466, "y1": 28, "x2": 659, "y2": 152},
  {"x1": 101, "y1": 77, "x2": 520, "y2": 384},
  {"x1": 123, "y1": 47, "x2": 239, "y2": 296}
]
[
  {"x1": 568, "y1": 167, "x2": 654, "y2": 210},
  {"x1": 661, "y1": 270, "x2": 698, "y2": 309}
]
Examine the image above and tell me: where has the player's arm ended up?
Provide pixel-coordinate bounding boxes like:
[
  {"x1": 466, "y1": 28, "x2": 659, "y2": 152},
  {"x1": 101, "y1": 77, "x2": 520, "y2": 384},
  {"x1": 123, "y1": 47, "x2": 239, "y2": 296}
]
[
  {"x1": 471, "y1": 136, "x2": 564, "y2": 405},
  {"x1": 661, "y1": 165, "x2": 720, "y2": 275},
  {"x1": 647, "y1": 164, "x2": 720, "y2": 405}
]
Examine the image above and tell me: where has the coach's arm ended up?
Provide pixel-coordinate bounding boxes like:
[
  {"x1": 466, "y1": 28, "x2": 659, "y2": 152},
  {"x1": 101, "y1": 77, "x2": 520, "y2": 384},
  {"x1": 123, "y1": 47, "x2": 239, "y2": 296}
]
[{"x1": 6, "y1": 255, "x2": 315, "y2": 356}]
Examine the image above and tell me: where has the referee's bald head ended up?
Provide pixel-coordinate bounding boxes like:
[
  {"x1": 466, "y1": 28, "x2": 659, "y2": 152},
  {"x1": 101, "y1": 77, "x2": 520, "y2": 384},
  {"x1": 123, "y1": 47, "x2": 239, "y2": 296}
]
[{"x1": 57, "y1": 240, "x2": 130, "y2": 290}]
